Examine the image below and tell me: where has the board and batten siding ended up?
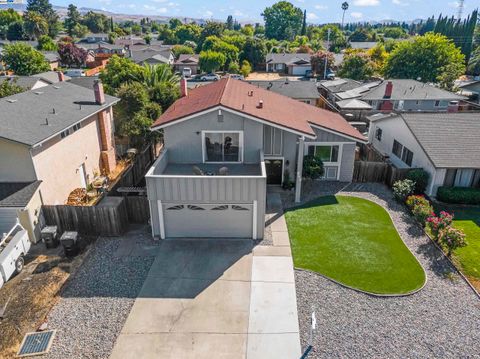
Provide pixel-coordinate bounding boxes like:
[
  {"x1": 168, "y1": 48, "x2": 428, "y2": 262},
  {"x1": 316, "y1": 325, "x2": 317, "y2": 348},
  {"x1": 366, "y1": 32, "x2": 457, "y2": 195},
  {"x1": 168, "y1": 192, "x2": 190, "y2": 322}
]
[
  {"x1": 163, "y1": 109, "x2": 263, "y2": 164},
  {"x1": 146, "y1": 150, "x2": 266, "y2": 239}
]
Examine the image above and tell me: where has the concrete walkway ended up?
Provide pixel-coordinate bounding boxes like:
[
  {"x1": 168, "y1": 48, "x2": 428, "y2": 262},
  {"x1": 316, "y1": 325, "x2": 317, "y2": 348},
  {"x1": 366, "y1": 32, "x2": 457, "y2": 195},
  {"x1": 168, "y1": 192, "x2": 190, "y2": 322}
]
[{"x1": 110, "y1": 194, "x2": 300, "y2": 359}]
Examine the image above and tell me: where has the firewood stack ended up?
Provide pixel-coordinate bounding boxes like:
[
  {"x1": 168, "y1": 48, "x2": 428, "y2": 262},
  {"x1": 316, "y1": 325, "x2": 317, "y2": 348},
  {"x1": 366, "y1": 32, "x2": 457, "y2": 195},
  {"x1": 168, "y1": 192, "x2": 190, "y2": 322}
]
[{"x1": 66, "y1": 188, "x2": 88, "y2": 205}]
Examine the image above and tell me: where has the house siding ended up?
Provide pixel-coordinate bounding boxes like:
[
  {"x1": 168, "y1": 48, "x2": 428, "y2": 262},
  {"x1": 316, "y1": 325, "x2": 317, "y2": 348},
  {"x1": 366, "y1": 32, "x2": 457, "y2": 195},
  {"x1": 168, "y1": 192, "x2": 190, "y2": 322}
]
[
  {"x1": 0, "y1": 139, "x2": 36, "y2": 182},
  {"x1": 164, "y1": 110, "x2": 263, "y2": 164},
  {"x1": 368, "y1": 116, "x2": 439, "y2": 195},
  {"x1": 31, "y1": 113, "x2": 104, "y2": 204}
]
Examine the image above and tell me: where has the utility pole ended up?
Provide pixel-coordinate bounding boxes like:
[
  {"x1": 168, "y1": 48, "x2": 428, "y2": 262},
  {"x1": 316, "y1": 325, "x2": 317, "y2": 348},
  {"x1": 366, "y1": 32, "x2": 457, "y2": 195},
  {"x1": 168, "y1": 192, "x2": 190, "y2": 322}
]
[{"x1": 323, "y1": 28, "x2": 331, "y2": 80}]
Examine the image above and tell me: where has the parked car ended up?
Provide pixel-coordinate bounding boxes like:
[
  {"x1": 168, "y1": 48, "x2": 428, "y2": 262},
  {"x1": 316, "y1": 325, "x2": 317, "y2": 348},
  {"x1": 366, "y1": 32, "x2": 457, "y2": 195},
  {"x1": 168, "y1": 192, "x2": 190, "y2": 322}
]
[
  {"x1": 0, "y1": 222, "x2": 30, "y2": 289},
  {"x1": 229, "y1": 74, "x2": 244, "y2": 80},
  {"x1": 200, "y1": 73, "x2": 220, "y2": 81},
  {"x1": 182, "y1": 68, "x2": 192, "y2": 78}
]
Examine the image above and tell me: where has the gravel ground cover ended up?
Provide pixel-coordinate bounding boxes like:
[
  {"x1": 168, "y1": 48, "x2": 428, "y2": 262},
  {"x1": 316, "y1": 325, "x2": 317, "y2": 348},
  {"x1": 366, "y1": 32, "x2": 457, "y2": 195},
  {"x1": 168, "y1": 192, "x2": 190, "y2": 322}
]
[
  {"x1": 291, "y1": 183, "x2": 480, "y2": 358},
  {"x1": 37, "y1": 226, "x2": 157, "y2": 359}
]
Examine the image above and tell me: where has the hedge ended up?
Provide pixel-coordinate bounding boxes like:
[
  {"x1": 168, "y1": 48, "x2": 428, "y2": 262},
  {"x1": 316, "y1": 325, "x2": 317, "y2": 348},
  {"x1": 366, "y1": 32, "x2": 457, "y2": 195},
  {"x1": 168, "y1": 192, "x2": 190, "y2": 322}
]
[{"x1": 437, "y1": 186, "x2": 480, "y2": 204}]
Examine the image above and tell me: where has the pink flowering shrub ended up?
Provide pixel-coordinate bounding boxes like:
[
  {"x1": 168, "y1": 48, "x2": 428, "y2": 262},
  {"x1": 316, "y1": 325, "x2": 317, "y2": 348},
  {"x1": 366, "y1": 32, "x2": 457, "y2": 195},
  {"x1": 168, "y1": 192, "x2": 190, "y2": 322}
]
[
  {"x1": 427, "y1": 211, "x2": 453, "y2": 240},
  {"x1": 427, "y1": 211, "x2": 466, "y2": 256},
  {"x1": 406, "y1": 195, "x2": 433, "y2": 225}
]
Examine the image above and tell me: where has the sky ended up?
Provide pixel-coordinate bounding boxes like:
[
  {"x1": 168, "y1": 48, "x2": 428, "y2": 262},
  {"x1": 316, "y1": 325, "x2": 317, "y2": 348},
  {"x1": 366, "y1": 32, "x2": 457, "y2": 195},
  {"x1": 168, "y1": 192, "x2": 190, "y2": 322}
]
[{"x1": 49, "y1": 0, "x2": 469, "y2": 23}]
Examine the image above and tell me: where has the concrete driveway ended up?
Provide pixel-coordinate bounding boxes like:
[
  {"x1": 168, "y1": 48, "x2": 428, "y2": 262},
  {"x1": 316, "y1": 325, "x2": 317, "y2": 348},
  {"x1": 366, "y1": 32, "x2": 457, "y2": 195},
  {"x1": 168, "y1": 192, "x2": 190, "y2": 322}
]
[{"x1": 110, "y1": 235, "x2": 300, "y2": 359}]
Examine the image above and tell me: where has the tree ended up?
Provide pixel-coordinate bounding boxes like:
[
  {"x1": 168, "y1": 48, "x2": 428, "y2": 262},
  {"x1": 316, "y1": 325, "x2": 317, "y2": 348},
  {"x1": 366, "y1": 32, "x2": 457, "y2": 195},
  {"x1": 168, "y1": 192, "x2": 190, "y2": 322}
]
[
  {"x1": 310, "y1": 50, "x2": 335, "y2": 78},
  {"x1": 26, "y1": 0, "x2": 59, "y2": 37},
  {"x1": 199, "y1": 50, "x2": 226, "y2": 73},
  {"x1": 114, "y1": 81, "x2": 161, "y2": 143},
  {"x1": 82, "y1": 11, "x2": 108, "y2": 33},
  {"x1": 171, "y1": 44, "x2": 194, "y2": 58},
  {"x1": 301, "y1": 10, "x2": 306, "y2": 36},
  {"x1": 2, "y1": 43, "x2": 50, "y2": 75},
  {"x1": 241, "y1": 24, "x2": 254, "y2": 37},
  {"x1": 367, "y1": 43, "x2": 387, "y2": 72},
  {"x1": 198, "y1": 21, "x2": 225, "y2": 48},
  {"x1": 262, "y1": 1, "x2": 303, "y2": 40},
  {"x1": 349, "y1": 28, "x2": 372, "y2": 42},
  {"x1": 0, "y1": 79, "x2": 25, "y2": 98},
  {"x1": 23, "y1": 11, "x2": 49, "y2": 39},
  {"x1": 383, "y1": 27, "x2": 408, "y2": 39},
  {"x1": 202, "y1": 36, "x2": 239, "y2": 69},
  {"x1": 37, "y1": 34, "x2": 57, "y2": 51},
  {"x1": 226, "y1": 15, "x2": 234, "y2": 30},
  {"x1": 71, "y1": 23, "x2": 88, "y2": 38},
  {"x1": 0, "y1": 8, "x2": 21, "y2": 27},
  {"x1": 240, "y1": 37, "x2": 267, "y2": 70},
  {"x1": 437, "y1": 62, "x2": 465, "y2": 91},
  {"x1": 169, "y1": 18, "x2": 182, "y2": 30},
  {"x1": 338, "y1": 52, "x2": 375, "y2": 80},
  {"x1": 99, "y1": 55, "x2": 144, "y2": 95},
  {"x1": 175, "y1": 24, "x2": 201, "y2": 44},
  {"x1": 384, "y1": 33, "x2": 465, "y2": 83},
  {"x1": 144, "y1": 34, "x2": 152, "y2": 45},
  {"x1": 57, "y1": 42, "x2": 88, "y2": 68},
  {"x1": 65, "y1": 4, "x2": 81, "y2": 37},
  {"x1": 7, "y1": 21, "x2": 26, "y2": 41},
  {"x1": 467, "y1": 47, "x2": 480, "y2": 75},
  {"x1": 341, "y1": 2, "x2": 349, "y2": 29},
  {"x1": 240, "y1": 60, "x2": 251, "y2": 78}
]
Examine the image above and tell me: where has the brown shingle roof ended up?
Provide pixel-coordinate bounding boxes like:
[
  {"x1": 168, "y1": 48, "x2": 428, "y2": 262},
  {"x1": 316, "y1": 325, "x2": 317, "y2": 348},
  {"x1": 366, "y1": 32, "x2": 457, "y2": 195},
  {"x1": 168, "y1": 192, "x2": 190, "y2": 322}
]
[{"x1": 152, "y1": 78, "x2": 365, "y2": 141}]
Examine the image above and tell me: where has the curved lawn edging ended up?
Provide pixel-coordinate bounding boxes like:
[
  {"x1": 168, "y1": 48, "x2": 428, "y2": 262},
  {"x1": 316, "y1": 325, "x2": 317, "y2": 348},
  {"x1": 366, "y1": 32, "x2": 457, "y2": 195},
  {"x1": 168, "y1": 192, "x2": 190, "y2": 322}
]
[{"x1": 285, "y1": 195, "x2": 427, "y2": 296}]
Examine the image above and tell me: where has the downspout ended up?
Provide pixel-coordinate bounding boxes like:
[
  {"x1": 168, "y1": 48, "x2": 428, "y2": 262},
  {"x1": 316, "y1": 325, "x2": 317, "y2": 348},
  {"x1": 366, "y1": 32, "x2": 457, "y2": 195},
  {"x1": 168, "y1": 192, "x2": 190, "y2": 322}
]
[{"x1": 295, "y1": 136, "x2": 305, "y2": 203}]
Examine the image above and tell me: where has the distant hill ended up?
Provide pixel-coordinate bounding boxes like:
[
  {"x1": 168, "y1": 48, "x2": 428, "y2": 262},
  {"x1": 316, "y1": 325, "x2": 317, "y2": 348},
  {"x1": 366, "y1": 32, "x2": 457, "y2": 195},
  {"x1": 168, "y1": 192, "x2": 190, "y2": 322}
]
[{"x1": 0, "y1": 3, "x2": 209, "y2": 24}]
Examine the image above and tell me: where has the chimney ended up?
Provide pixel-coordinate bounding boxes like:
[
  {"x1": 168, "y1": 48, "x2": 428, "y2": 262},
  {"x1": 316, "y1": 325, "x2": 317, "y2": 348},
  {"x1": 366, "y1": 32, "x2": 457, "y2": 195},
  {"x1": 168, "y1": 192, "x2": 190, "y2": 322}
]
[
  {"x1": 447, "y1": 100, "x2": 459, "y2": 113},
  {"x1": 384, "y1": 81, "x2": 393, "y2": 98},
  {"x1": 93, "y1": 80, "x2": 106, "y2": 105},
  {"x1": 57, "y1": 71, "x2": 65, "y2": 82},
  {"x1": 180, "y1": 77, "x2": 188, "y2": 97}
]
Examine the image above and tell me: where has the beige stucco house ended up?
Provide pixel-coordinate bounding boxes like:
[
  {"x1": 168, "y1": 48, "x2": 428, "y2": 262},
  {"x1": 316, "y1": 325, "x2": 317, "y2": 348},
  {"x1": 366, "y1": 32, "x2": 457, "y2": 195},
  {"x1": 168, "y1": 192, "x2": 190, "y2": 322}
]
[{"x1": 0, "y1": 80, "x2": 119, "y2": 215}]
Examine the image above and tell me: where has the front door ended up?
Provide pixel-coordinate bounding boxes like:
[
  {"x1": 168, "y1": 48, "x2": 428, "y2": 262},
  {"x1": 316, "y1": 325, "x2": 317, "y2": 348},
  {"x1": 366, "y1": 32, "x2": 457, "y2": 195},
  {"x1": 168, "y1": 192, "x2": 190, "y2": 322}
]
[{"x1": 265, "y1": 159, "x2": 283, "y2": 185}]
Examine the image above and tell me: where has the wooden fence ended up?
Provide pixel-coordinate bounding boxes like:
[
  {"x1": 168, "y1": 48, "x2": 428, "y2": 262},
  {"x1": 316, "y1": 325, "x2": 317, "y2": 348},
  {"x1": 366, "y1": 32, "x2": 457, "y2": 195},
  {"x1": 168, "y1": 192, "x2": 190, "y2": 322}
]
[
  {"x1": 124, "y1": 196, "x2": 150, "y2": 224},
  {"x1": 42, "y1": 197, "x2": 128, "y2": 236},
  {"x1": 353, "y1": 161, "x2": 411, "y2": 187}
]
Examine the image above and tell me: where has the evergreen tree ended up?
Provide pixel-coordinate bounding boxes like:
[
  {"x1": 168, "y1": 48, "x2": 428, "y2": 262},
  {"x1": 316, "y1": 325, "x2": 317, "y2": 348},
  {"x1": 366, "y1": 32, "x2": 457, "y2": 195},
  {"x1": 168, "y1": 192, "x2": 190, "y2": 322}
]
[
  {"x1": 301, "y1": 10, "x2": 306, "y2": 35},
  {"x1": 65, "y1": 4, "x2": 81, "y2": 37},
  {"x1": 226, "y1": 15, "x2": 233, "y2": 30}
]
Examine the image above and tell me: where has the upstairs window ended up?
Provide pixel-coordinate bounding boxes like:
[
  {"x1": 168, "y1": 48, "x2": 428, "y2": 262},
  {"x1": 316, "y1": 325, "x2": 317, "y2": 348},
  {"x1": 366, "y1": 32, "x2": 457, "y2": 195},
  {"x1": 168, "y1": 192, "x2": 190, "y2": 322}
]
[
  {"x1": 375, "y1": 128, "x2": 382, "y2": 141},
  {"x1": 204, "y1": 132, "x2": 242, "y2": 162}
]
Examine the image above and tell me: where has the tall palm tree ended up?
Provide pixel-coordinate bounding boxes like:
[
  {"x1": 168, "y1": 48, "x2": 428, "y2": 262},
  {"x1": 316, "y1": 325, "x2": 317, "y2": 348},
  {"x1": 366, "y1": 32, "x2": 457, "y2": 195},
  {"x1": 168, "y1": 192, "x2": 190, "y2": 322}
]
[{"x1": 341, "y1": 2, "x2": 349, "y2": 30}]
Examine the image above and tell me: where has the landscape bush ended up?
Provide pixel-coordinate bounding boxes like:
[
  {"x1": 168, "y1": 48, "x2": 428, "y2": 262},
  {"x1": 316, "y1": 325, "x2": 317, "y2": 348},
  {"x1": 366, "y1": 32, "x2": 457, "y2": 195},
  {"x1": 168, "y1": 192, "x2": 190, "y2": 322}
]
[
  {"x1": 392, "y1": 179, "x2": 415, "y2": 202},
  {"x1": 437, "y1": 226, "x2": 467, "y2": 256},
  {"x1": 302, "y1": 155, "x2": 324, "y2": 180},
  {"x1": 406, "y1": 169, "x2": 430, "y2": 194},
  {"x1": 426, "y1": 211, "x2": 453, "y2": 241},
  {"x1": 406, "y1": 195, "x2": 433, "y2": 225},
  {"x1": 437, "y1": 186, "x2": 480, "y2": 204}
]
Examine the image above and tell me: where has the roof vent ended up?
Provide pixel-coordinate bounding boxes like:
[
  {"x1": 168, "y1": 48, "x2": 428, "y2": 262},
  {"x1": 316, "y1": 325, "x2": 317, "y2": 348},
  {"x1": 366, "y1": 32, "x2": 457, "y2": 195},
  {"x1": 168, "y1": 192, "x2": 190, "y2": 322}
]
[
  {"x1": 6, "y1": 99, "x2": 17, "y2": 103},
  {"x1": 34, "y1": 91, "x2": 43, "y2": 95},
  {"x1": 248, "y1": 90, "x2": 254, "y2": 97},
  {"x1": 257, "y1": 100, "x2": 264, "y2": 109},
  {"x1": 53, "y1": 85, "x2": 61, "y2": 89}
]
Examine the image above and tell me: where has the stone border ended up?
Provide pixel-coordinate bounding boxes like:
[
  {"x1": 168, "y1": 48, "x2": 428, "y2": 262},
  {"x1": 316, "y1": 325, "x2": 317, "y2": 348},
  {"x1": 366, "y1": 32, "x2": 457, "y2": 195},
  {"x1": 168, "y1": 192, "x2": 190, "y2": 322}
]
[{"x1": 287, "y1": 194, "x2": 428, "y2": 298}]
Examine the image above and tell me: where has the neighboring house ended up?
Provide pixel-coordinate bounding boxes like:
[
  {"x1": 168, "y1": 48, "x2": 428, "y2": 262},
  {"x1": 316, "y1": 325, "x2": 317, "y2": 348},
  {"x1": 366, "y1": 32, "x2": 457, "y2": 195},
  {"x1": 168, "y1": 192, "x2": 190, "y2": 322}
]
[
  {"x1": 174, "y1": 54, "x2": 200, "y2": 75},
  {"x1": 265, "y1": 53, "x2": 312, "y2": 76},
  {"x1": 77, "y1": 42, "x2": 126, "y2": 56},
  {"x1": 0, "y1": 181, "x2": 43, "y2": 243},
  {"x1": 129, "y1": 48, "x2": 174, "y2": 65},
  {"x1": 318, "y1": 78, "x2": 377, "y2": 111},
  {"x1": 247, "y1": 79, "x2": 320, "y2": 105},
  {"x1": 362, "y1": 79, "x2": 467, "y2": 112},
  {"x1": 368, "y1": 112, "x2": 480, "y2": 196},
  {"x1": 0, "y1": 76, "x2": 50, "y2": 91},
  {"x1": 146, "y1": 77, "x2": 366, "y2": 239},
  {"x1": 82, "y1": 33, "x2": 109, "y2": 43},
  {"x1": 0, "y1": 81, "x2": 119, "y2": 205},
  {"x1": 33, "y1": 71, "x2": 71, "y2": 84},
  {"x1": 349, "y1": 42, "x2": 378, "y2": 50},
  {"x1": 114, "y1": 37, "x2": 146, "y2": 47},
  {"x1": 457, "y1": 79, "x2": 480, "y2": 103},
  {"x1": 41, "y1": 52, "x2": 60, "y2": 70}
]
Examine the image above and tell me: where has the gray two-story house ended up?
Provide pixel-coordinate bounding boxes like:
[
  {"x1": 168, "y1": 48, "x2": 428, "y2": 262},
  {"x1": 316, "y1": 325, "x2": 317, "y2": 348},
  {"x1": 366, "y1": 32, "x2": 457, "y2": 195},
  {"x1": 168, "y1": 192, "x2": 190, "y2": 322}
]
[{"x1": 146, "y1": 78, "x2": 366, "y2": 240}]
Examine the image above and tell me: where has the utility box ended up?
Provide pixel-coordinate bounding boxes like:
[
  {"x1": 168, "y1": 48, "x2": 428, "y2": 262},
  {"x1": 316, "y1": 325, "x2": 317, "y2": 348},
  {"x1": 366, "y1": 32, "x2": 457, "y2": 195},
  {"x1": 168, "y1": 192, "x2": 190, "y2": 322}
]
[{"x1": 59, "y1": 231, "x2": 78, "y2": 256}]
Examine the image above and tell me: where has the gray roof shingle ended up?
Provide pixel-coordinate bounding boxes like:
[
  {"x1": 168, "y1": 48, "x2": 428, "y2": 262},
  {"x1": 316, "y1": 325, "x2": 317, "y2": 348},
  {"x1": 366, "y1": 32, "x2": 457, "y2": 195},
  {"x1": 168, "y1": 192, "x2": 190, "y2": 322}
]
[
  {"x1": 0, "y1": 181, "x2": 41, "y2": 207},
  {"x1": 362, "y1": 79, "x2": 466, "y2": 101},
  {"x1": 265, "y1": 53, "x2": 311, "y2": 65},
  {"x1": 247, "y1": 80, "x2": 320, "y2": 99},
  {"x1": 401, "y1": 112, "x2": 480, "y2": 168},
  {"x1": 0, "y1": 82, "x2": 119, "y2": 146}
]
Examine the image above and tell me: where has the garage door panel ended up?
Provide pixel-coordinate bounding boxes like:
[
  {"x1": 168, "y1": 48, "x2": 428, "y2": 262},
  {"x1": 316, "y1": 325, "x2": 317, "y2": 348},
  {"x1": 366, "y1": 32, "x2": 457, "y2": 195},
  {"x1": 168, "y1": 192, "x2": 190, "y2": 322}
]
[{"x1": 163, "y1": 203, "x2": 253, "y2": 238}]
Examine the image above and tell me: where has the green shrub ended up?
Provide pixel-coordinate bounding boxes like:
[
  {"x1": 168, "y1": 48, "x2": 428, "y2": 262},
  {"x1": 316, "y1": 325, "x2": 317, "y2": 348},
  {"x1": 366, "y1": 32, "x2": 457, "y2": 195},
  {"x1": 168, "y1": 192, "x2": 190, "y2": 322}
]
[
  {"x1": 437, "y1": 187, "x2": 480, "y2": 204},
  {"x1": 302, "y1": 155, "x2": 324, "y2": 180},
  {"x1": 407, "y1": 169, "x2": 430, "y2": 194},
  {"x1": 392, "y1": 179, "x2": 415, "y2": 202},
  {"x1": 438, "y1": 226, "x2": 467, "y2": 256},
  {"x1": 405, "y1": 195, "x2": 430, "y2": 209}
]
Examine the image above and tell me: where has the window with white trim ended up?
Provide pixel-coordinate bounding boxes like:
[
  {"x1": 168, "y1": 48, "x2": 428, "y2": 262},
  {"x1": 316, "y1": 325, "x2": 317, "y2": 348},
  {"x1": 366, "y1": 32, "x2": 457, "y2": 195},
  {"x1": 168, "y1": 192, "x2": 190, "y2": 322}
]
[
  {"x1": 308, "y1": 145, "x2": 339, "y2": 163},
  {"x1": 263, "y1": 126, "x2": 283, "y2": 155},
  {"x1": 204, "y1": 132, "x2": 242, "y2": 162}
]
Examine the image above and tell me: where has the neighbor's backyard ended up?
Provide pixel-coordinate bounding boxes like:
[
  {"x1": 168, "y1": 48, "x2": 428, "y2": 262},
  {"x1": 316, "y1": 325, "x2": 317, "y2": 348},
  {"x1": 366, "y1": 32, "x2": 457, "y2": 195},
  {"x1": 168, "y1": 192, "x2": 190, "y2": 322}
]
[
  {"x1": 285, "y1": 195, "x2": 426, "y2": 295},
  {"x1": 435, "y1": 203, "x2": 480, "y2": 291}
]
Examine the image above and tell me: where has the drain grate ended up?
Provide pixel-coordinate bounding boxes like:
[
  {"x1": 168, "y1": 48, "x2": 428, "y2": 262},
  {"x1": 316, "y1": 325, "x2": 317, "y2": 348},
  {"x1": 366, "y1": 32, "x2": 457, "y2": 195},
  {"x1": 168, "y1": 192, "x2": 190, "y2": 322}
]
[{"x1": 17, "y1": 330, "x2": 56, "y2": 357}]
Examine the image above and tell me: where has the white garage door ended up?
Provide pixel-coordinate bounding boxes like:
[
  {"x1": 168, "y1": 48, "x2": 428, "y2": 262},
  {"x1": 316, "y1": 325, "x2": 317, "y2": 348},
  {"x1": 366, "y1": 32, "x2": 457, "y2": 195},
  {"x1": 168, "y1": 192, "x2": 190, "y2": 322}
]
[
  {"x1": 291, "y1": 66, "x2": 310, "y2": 76},
  {"x1": 162, "y1": 203, "x2": 253, "y2": 238}
]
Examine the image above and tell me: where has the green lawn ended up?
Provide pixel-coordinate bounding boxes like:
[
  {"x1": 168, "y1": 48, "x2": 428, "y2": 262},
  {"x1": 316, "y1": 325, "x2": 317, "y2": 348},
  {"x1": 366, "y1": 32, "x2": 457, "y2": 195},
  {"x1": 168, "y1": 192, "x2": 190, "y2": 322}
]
[
  {"x1": 436, "y1": 204, "x2": 480, "y2": 284},
  {"x1": 285, "y1": 196, "x2": 426, "y2": 295}
]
